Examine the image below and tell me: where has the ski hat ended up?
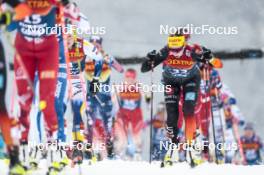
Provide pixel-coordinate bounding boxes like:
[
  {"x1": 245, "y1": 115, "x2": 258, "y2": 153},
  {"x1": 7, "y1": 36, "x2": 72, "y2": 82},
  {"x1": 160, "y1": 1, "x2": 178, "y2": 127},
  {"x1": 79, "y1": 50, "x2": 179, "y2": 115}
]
[
  {"x1": 167, "y1": 28, "x2": 188, "y2": 49},
  {"x1": 90, "y1": 35, "x2": 103, "y2": 45},
  {"x1": 64, "y1": 2, "x2": 80, "y2": 24},
  {"x1": 244, "y1": 122, "x2": 254, "y2": 131},
  {"x1": 125, "y1": 68, "x2": 137, "y2": 79},
  {"x1": 64, "y1": 3, "x2": 90, "y2": 37}
]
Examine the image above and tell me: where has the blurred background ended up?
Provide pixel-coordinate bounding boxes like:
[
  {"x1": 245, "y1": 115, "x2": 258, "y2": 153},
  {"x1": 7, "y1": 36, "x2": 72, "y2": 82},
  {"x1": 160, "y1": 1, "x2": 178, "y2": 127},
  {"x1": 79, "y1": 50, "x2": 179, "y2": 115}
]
[
  {"x1": 2, "y1": 0, "x2": 264, "y2": 160},
  {"x1": 74, "y1": 0, "x2": 264, "y2": 133}
]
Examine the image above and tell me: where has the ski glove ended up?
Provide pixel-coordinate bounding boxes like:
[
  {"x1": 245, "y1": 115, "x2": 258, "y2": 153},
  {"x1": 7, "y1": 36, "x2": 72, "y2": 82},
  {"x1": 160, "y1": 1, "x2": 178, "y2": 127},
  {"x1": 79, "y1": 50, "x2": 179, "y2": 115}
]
[
  {"x1": 141, "y1": 47, "x2": 168, "y2": 72},
  {"x1": 89, "y1": 78, "x2": 100, "y2": 95},
  {"x1": 202, "y1": 47, "x2": 213, "y2": 60},
  {"x1": 147, "y1": 50, "x2": 157, "y2": 61},
  {"x1": 0, "y1": 12, "x2": 12, "y2": 26}
]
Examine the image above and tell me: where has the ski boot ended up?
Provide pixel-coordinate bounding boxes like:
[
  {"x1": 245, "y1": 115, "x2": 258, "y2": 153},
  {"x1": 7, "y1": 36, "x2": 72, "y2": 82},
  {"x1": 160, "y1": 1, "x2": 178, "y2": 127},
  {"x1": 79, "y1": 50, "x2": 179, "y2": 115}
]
[
  {"x1": 186, "y1": 131, "x2": 204, "y2": 168},
  {"x1": 71, "y1": 140, "x2": 84, "y2": 166},
  {"x1": 28, "y1": 145, "x2": 41, "y2": 171},
  {"x1": 46, "y1": 132, "x2": 66, "y2": 174},
  {"x1": 8, "y1": 146, "x2": 26, "y2": 175},
  {"x1": 106, "y1": 136, "x2": 115, "y2": 159},
  {"x1": 84, "y1": 143, "x2": 98, "y2": 165},
  {"x1": 161, "y1": 127, "x2": 179, "y2": 167},
  {"x1": 47, "y1": 161, "x2": 61, "y2": 175},
  {"x1": 59, "y1": 151, "x2": 70, "y2": 169},
  {"x1": 47, "y1": 150, "x2": 65, "y2": 175}
]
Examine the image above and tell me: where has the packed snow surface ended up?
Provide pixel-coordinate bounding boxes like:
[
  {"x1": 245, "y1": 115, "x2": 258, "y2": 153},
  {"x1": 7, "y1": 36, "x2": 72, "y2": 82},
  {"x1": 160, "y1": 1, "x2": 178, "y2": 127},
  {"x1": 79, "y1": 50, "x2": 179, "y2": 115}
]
[{"x1": 1, "y1": 159, "x2": 264, "y2": 175}]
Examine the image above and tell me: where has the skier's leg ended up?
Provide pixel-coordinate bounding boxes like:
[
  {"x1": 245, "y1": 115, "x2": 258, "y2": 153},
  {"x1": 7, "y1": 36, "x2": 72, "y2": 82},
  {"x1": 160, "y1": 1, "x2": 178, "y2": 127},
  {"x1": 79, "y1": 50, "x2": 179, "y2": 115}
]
[
  {"x1": 37, "y1": 35, "x2": 59, "y2": 135},
  {"x1": 130, "y1": 108, "x2": 144, "y2": 154},
  {"x1": 183, "y1": 79, "x2": 200, "y2": 144},
  {"x1": 162, "y1": 85, "x2": 181, "y2": 166},
  {"x1": 200, "y1": 100, "x2": 211, "y2": 139},
  {"x1": 164, "y1": 85, "x2": 180, "y2": 143},
  {"x1": 0, "y1": 40, "x2": 13, "y2": 146},
  {"x1": 71, "y1": 99, "x2": 84, "y2": 141},
  {"x1": 98, "y1": 93, "x2": 114, "y2": 158},
  {"x1": 13, "y1": 34, "x2": 36, "y2": 172},
  {"x1": 114, "y1": 109, "x2": 128, "y2": 157},
  {"x1": 0, "y1": 115, "x2": 13, "y2": 146},
  {"x1": 14, "y1": 39, "x2": 36, "y2": 143},
  {"x1": 54, "y1": 39, "x2": 68, "y2": 142}
]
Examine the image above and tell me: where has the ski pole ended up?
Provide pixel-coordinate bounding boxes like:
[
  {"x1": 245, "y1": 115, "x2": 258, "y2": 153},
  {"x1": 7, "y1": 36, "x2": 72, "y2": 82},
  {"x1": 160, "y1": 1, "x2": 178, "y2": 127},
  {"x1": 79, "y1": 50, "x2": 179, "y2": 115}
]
[
  {"x1": 214, "y1": 87, "x2": 226, "y2": 144},
  {"x1": 203, "y1": 64, "x2": 211, "y2": 160},
  {"x1": 232, "y1": 120, "x2": 246, "y2": 164},
  {"x1": 205, "y1": 61, "x2": 219, "y2": 164},
  {"x1": 149, "y1": 60, "x2": 154, "y2": 163},
  {"x1": 94, "y1": 94, "x2": 105, "y2": 107}
]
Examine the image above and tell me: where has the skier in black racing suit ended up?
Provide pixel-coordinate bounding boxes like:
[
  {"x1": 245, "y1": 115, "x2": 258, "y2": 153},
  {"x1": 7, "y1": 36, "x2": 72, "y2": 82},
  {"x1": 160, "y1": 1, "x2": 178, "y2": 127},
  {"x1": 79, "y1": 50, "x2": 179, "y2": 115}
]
[{"x1": 141, "y1": 30, "x2": 214, "y2": 146}]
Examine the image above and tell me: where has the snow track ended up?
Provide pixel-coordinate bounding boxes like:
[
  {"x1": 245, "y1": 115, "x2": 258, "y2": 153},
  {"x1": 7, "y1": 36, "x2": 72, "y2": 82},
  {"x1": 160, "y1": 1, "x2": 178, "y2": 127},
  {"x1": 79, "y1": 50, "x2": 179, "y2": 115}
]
[{"x1": 1, "y1": 160, "x2": 264, "y2": 175}]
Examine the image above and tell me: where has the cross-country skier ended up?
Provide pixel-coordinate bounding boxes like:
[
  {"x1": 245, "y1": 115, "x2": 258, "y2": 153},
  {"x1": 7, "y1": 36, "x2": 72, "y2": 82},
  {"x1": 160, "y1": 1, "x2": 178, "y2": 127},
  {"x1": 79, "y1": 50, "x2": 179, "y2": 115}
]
[
  {"x1": 198, "y1": 68, "x2": 225, "y2": 163},
  {"x1": 141, "y1": 30, "x2": 215, "y2": 166},
  {"x1": 34, "y1": 1, "x2": 92, "y2": 144},
  {"x1": 220, "y1": 84, "x2": 245, "y2": 163},
  {"x1": 28, "y1": 3, "x2": 88, "y2": 171},
  {"x1": 85, "y1": 35, "x2": 124, "y2": 159},
  {"x1": 5, "y1": 0, "x2": 70, "y2": 173},
  {"x1": 114, "y1": 68, "x2": 144, "y2": 160},
  {"x1": 150, "y1": 102, "x2": 168, "y2": 161},
  {"x1": 66, "y1": 30, "x2": 104, "y2": 165},
  {"x1": 240, "y1": 123, "x2": 263, "y2": 165}
]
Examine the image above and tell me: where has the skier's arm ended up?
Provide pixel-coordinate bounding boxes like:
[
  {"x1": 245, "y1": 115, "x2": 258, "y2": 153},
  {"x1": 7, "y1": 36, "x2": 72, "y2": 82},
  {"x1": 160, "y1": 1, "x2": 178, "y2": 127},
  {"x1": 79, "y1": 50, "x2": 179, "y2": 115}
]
[
  {"x1": 192, "y1": 46, "x2": 213, "y2": 63},
  {"x1": 83, "y1": 40, "x2": 103, "y2": 78},
  {"x1": 194, "y1": 46, "x2": 223, "y2": 68},
  {"x1": 107, "y1": 55, "x2": 124, "y2": 73},
  {"x1": 141, "y1": 46, "x2": 169, "y2": 73},
  {"x1": 83, "y1": 40, "x2": 103, "y2": 94}
]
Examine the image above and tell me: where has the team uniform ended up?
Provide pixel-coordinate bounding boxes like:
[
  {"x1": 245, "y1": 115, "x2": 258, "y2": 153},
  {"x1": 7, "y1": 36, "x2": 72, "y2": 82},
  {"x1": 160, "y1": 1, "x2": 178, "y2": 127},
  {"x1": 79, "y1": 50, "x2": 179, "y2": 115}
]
[
  {"x1": 7, "y1": 1, "x2": 60, "y2": 142},
  {"x1": 241, "y1": 134, "x2": 263, "y2": 165},
  {"x1": 151, "y1": 108, "x2": 168, "y2": 161},
  {"x1": 142, "y1": 44, "x2": 207, "y2": 143},
  {"x1": 141, "y1": 32, "x2": 216, "y2": 166},
  {"x1": 221, "y1": 84, "x2": 245, "y2": 163},
  {"x1": 114, "y1": 80, "x2": 144, "y2": 159},
  {"x1": 85, "y1": 53, "x2": 123, "y2": 158},
  {"x1": 55, "y1": 3, "x2": 91, "y2": 143},
  {"x1": 68, "y1": 37, "x2": 103, "y2": 138}
]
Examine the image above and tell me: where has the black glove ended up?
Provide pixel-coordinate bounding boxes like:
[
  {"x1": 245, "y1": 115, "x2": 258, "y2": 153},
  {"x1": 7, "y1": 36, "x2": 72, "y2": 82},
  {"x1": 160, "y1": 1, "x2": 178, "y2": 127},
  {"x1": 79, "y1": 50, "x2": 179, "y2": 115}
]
[
  {"x1": 61, "y1": 0, "x2": 70, "y2": 6},
  {"x1": 0, "y1": 12, "x2": 12, "y2": 26},
  {"x1": 202, "y1": 47, "x2": 213, "y2": 61},
  {"x1": 147, "y1": 50, "x2": 157, "y2": 61},
  {"x1": 89, "y1": 78, "x2": 100, "y2": 95},
  {"x1": 144, "y1": 94, "x2": 151, "y2": 104}
]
